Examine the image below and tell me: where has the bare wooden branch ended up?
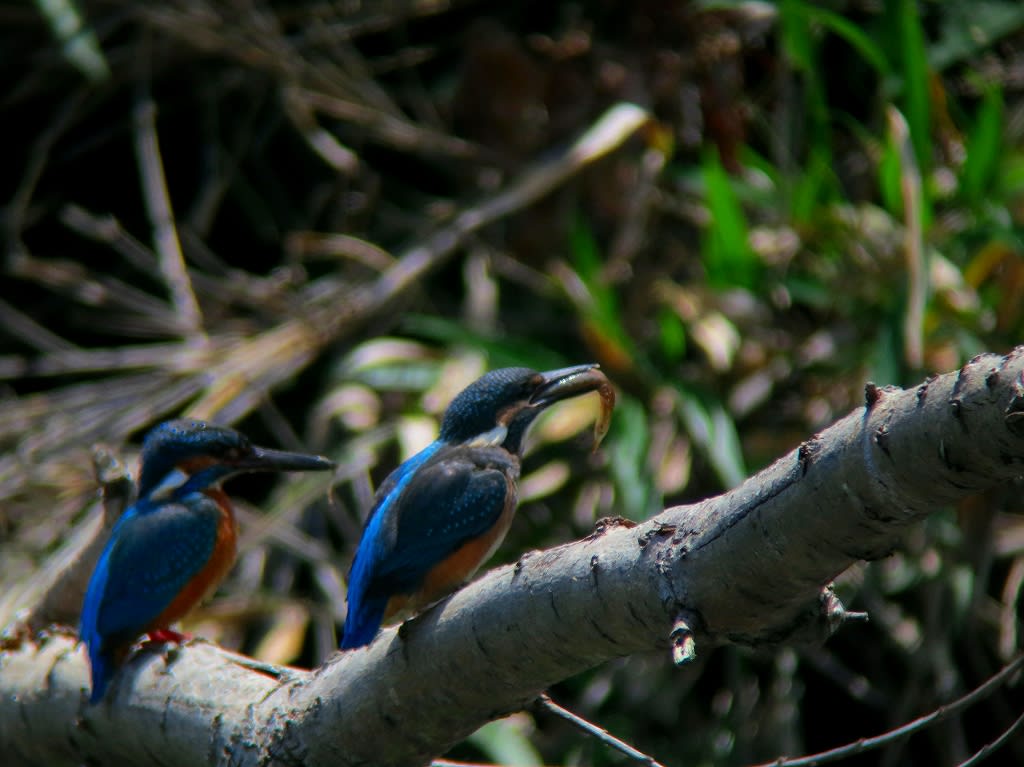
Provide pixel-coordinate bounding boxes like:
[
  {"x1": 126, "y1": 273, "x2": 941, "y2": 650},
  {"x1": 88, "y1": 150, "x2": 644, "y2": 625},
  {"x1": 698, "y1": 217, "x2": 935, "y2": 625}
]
[{"x1": 3, "y1": 350, "x2": 1024, "y2": 766}]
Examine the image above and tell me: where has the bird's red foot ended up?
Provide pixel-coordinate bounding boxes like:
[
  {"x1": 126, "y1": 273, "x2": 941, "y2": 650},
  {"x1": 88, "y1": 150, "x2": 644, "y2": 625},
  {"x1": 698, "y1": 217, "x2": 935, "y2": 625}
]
[{"x1": 145, "y1": 628, "x2": 191, "y2": 644}]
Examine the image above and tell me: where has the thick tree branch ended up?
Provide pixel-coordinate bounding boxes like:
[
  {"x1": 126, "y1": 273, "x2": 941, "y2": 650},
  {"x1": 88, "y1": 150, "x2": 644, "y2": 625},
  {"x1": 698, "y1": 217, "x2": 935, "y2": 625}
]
[{"x1": 3, "y1": 349, "x2": 1024, "y2": 766}]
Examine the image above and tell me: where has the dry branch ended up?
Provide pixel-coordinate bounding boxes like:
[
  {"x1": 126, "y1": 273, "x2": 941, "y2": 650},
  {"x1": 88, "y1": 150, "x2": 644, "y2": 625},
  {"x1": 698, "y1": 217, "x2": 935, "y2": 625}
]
[
  {"x1": 8, "y1": 448, "x2": 133, "y2": 633},
  {"x1": 3, "y1": 349, "x2": 1024, "y2": 766},
  {"x1": 0, "y1": 102, "x2": 652, "y2": 512}
]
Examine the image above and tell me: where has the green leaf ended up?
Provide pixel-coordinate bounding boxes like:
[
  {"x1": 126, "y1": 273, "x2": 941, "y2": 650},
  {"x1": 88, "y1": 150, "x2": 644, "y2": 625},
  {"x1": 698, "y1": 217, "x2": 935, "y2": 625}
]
[
  {"x1": 700, "y1": 150, "x2": 758, "y2": 290},
  {"x1": 961, "y1": 87, "x2": 1004, "y2": 204},
  {"x1": 879, "y1": 128, "x2": 904, "y2": 216},
  {"x1": 607, "y1": 395, "x2": 657, "y2": 521},
  {"x1": 677, "y1": 391, "x2": 746, "y2": 489},
  {"x1": 804, "y1": 6, "x2": 891, "y2": 76},
  {"x1": 657, "y1": 308, "x2": 686, "y2": 362},
  {"x1": 870, "y1": 317, "x2": 903, "y2": 386},
  {"x1": 468, "y1": 718, "x2": 543, "y2": 766},
  {"x1": 931, "y1": 1, "x2": 1024, "y2": 72},
  {"x1": 897, "y1": 0, "x2": 931, "y2": 170},
  {"x1": 1000, "y1": 153, "x2": 1024, "y2": 195},
  {"x1": 791, "y1": 144, "x2": 837, "y2": 223},
  {"x1": 400, "y1": 315, "x2": 565, "y2": 372},
  {"x1": 776, "y1": 0, "x2": 835, "y2": 223},
  {"x1": 779, "y1": 0, "x2": 814, "y2": 72},
  {"x1": 568, "y1": 214, "x2": 634, "y2": 356}
]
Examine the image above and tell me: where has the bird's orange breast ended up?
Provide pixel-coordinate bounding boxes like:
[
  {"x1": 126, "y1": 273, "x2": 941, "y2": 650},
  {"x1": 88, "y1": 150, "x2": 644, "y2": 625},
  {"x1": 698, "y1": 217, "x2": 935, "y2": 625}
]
[{"x1": 146, "y1": 489, "x2": 238, "y2": 631}]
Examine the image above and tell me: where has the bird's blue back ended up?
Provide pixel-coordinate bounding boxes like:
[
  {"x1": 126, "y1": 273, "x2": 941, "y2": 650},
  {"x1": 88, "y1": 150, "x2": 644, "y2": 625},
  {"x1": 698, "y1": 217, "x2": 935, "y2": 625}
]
[
  {"x1": 342, "y1": 441, "x2": 440, "y2": 648},
  {"x1": 341, "y1": 440, "x2": 514, "y2": 648},
  {"x1": 339, "y1": 365, "x2": 611, "y2": 649},
  {"x1": 80, "y1": 489, "x2": 220, "y2": 701},
  {"x1": 79, "y1": 418, "x2": 333, "y2": 701}
]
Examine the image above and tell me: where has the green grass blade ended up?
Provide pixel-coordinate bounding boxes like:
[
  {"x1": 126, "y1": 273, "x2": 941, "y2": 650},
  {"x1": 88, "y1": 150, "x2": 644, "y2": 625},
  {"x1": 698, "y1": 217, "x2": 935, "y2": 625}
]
[
  {"x1": 804, "y1": 6, "x2": 891, "y2": 75},
  {"x1": 677, "y1": 390, "x2": 746, "y2": 489},
  {"x1": 608, "y1": 394, "x2": 657, "y2": 521},
  {"x1": 401, "y1": 315, "x2": 565, "y2": 371},
  {"x1": 961, "y1": 86, "x2": 1004, "y2": 204},
  {"x1": 779, "y1": 0, "x2": 813, "y2": 72},
  {"x1": 898, "y1": 0, "x2": 931, "y2": 169},
  {"x1": 568, "y1": 214, "x2": 634, "y2": 356},
  {"x1": 700, "y1": 149, "x2": 758, "y2": 290}
]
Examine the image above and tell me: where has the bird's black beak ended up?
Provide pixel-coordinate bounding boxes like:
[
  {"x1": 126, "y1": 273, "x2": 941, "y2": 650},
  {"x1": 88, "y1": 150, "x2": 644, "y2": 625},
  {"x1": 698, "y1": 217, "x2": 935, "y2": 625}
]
[
  {"x1": 234, "y1": 447, "x2": 334, "y2": 473},
  {"x1": 529, "y1": 364, "x2": 605, "y2": 407}
]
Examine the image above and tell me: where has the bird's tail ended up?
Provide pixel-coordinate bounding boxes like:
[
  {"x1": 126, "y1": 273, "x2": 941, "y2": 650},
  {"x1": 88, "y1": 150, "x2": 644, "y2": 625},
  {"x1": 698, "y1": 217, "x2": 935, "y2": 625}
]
[
  {"x1": 340, "y1": 596, "x2": 388, "y2": 649},
  {"x1": 86, "y1": 643, "x2": 119, "y2": 703}
]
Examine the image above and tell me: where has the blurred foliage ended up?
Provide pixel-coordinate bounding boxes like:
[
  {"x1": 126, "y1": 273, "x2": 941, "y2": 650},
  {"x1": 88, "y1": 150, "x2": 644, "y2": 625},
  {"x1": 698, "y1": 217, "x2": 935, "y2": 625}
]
[{"x1": 3, "y1": 0, "x2": 1024, "y2": 764}]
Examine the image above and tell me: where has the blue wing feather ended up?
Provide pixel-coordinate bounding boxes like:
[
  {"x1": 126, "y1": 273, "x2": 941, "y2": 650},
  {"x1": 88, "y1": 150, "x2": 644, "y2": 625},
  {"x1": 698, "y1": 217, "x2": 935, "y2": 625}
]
[
  {"x1": 342, "y1": 442, "x2": 439, "y2": 648},
  {"x1": 342, "y1": 442, "x2": 513, "y2": 648},
  {"x1": 372, "y1": 463, "x2": 508, "y2": 589},
  {"x1": 80, "y1": 494, "x2": 220, "y2": 701}
]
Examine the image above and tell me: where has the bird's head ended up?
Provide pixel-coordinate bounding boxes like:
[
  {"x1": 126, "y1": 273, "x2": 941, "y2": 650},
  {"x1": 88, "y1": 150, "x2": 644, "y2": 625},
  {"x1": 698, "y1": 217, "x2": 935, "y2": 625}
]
[
  {"x1": 438, "y1": 364, "x2": 609, "y2": 455},
  {"x1": 136, "y1": 419, "x2": 333, "y2": 501}
]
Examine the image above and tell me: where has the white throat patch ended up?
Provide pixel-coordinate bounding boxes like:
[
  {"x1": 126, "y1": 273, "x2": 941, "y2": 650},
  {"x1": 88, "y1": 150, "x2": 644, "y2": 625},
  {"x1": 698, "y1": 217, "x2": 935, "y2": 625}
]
[
  {"x1": 463, "y1": 423, "x2": 508, "y2": 449},
  {"x1": 147, "y1": 468, "x2": 189, "y2": 501}
]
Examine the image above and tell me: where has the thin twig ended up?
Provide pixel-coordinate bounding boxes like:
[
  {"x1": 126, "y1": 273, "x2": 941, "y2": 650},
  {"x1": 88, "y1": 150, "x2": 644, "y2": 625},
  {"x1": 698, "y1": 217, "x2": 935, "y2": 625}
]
[
  {"x1": 998, "y1": 556, "x2": 1024, "y2": 660},
  {"x1": 133, "y1": 86, "x2": 205, "y2": 338},
  {"x1": 752, "y1": 654, "x2": 1024, "y2": 767},
  {"x1": 5, "y1": 88, "x2": 88, "y2": 243},
  {"x1": 0, "y1": 299, "x2": 76, "y2": 353},
  {"x1": 955, "y1": 709, "x2": 1024, "y2": 767},
  {"x1": 8, "y1": 251, "x2": 183, "y2": 323},
  {"x1": 339, "y1": 102, "x2": 653, "y2": 322},
  {"x1": 10, "y1": 447, "x2": 133, "y2": 630},
  {"x1": 431, "y1": 761, "x2": 561, "y2": 767},
  {"x1": 186, "y1": 103, "x2": 654, "y2": 421},
  {"x1": 295, "y1": 87, "x2": 481, "y2": 158},
  {"x1": 62, "y1": 205, "x2": 300, "y2": 313},
  {"x1": 536, "y1": 693, "x2": 668, "y2": 767}
]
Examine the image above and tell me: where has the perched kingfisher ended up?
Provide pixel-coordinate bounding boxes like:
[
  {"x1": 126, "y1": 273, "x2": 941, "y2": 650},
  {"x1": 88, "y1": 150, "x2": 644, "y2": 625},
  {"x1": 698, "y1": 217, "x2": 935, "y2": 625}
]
[
  {"x1": 80, "y1": 419, "x2": 333, "y2": 702},
  {"x1": 341, "y1": 364, "x2": 614, "y2": 649}
]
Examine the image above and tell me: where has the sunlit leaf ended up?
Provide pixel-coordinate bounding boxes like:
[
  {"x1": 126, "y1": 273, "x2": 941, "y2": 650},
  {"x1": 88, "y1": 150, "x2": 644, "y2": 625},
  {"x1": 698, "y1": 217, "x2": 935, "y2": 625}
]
[
  {"x1": 468, "y1": 716, "x2": 543, "y2": 766},
  {"x1": 676, "y1": 390, "x2": 746, "y2": 489}
]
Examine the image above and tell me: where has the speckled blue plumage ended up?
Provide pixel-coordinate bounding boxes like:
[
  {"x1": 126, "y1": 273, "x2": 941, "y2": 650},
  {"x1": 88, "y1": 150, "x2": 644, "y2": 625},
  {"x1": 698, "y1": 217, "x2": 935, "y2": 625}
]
[
  {"x1": 341, "y1": 441, "x2": 514, "y2": 649},
  {"x1": 80, "y1": 490, "x2": 221, "y2": 702},
  {"x1": 79, "y1": 419, "x2": 332, "y2": 702},
  {"x1": 339, "y1": 367, "x2": 559, "y2": 650}
]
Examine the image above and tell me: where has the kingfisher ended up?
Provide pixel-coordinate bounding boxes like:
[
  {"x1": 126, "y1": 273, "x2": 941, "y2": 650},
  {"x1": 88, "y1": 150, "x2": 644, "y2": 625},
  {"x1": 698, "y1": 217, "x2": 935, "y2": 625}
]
[
  {"x1": 341, "y1": 364, "x2": 614, "y2": 649},
  {"x1": 80, "y1": 419, "x2": 333, "y2": 702}
]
